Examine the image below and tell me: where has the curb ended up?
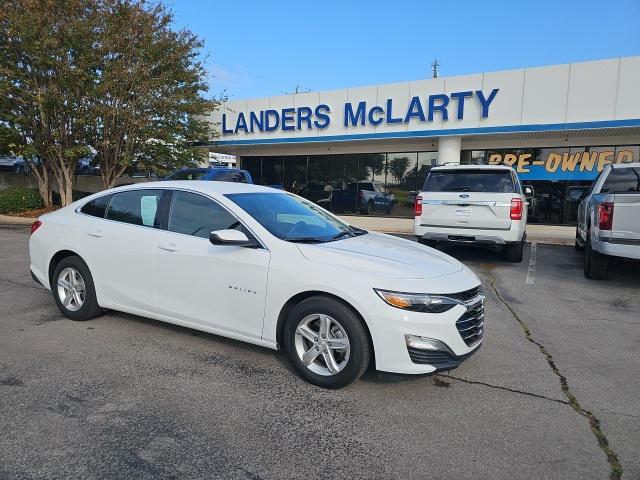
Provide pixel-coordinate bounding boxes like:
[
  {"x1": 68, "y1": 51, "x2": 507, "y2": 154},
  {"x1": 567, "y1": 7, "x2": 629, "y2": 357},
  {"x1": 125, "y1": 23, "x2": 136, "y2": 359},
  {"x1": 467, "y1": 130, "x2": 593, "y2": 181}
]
[{"x1": 0, "y1": 215, "x2": 36, "y2": 226}]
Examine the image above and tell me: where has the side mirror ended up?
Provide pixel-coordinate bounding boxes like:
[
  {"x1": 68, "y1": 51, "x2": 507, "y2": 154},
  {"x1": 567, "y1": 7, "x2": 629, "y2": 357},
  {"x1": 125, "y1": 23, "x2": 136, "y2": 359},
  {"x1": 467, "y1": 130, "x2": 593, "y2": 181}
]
[
  {"x1": 209, "y1": 229, "x2": 257, "y2": 247},
  {"x1": 523, "y1": 186, "x2": 533, "y2": 196}
]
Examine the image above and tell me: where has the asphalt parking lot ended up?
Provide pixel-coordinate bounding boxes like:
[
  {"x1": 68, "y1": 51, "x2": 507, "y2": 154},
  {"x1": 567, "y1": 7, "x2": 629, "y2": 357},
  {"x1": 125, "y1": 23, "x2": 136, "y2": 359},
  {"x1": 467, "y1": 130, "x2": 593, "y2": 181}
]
[{"x1": 1, "y1": 225, "x2": 638, "y2": 480}]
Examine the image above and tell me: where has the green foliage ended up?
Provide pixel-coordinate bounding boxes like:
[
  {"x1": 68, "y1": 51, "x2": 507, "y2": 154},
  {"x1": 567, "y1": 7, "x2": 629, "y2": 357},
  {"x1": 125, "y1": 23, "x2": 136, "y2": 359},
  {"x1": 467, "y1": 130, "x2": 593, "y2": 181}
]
[
  {"x1": 0, "y1": 186, "x2": 43, "y2": 214},
  {"x1": 388, "y1": 156, "x2": 410, "y2": 183}
]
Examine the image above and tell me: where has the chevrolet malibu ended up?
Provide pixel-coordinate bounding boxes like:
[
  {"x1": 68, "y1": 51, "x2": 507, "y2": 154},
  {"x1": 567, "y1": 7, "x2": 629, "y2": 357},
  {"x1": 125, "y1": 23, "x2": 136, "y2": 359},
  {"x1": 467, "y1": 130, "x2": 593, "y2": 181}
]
[{"x1": 29, "y1": 181, "x2": 484, "y2": 388}]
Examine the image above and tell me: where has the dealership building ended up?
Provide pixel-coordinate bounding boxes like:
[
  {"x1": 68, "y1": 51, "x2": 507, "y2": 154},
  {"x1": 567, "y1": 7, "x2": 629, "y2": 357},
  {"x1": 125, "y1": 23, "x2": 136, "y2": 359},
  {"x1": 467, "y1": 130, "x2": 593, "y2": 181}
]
[{"x1": 206, "y1": 56, "x2": 640, "y2": 224}]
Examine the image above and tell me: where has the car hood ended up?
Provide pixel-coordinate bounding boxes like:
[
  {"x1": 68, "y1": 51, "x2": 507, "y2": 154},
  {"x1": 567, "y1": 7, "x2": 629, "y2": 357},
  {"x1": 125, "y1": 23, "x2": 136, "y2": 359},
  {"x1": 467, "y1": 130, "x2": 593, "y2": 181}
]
[{"x1": 297, "y1": 232, "x2": 464, "y2": 280}]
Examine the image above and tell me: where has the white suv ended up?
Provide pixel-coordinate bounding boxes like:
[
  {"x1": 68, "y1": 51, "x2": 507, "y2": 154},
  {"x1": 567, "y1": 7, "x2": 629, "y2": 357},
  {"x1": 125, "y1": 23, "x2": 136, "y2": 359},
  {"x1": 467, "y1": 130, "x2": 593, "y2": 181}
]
[{"x1": 414, "y1": 164, "x2": 528, "y2": 262}]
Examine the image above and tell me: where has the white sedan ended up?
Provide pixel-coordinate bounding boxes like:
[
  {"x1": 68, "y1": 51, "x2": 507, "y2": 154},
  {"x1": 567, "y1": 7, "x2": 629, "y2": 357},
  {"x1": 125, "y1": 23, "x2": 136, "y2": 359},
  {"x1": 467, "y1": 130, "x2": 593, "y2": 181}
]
[{"x1": 29, "y1": 181, "x2": 484, "y2": 388}]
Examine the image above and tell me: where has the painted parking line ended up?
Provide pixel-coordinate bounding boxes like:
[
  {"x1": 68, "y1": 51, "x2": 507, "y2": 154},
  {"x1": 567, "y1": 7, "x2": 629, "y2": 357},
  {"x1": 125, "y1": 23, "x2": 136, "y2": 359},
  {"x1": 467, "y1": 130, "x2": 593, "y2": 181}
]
[{"x1": 526, "y1": 242, "x2": 537, "y2": 285}]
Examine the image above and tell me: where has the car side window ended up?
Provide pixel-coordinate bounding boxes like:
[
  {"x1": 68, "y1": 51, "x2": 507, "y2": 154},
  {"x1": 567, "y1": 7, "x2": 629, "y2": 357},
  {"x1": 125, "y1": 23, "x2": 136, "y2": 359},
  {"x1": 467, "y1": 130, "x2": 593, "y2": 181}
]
[
  {"x1": 80, "y1": 194, "x2": 112, "y2": 218},
  {"x1": 168, "y1": 191, "x2": 239, "y2": 239},
  {"x1": 105, "y1": 189, "x2": 163, "y2": 227}
]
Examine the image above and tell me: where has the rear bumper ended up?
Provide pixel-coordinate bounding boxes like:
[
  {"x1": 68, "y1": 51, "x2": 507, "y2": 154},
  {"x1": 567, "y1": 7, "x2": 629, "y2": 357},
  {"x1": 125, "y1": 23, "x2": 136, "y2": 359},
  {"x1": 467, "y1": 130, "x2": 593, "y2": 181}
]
[
  {"x1": 414, "y1": 220, "x2": 525, "y2": 245},
  {"x1": 593, "y1": 238, "x2": 640, "y2": 260}
]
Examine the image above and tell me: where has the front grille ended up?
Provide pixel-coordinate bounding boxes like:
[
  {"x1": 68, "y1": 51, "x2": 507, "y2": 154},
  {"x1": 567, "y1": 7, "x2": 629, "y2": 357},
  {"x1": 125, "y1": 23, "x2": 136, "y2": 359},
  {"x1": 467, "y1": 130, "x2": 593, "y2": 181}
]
[
  {"x1": 444, "y1": 285, "x2": 483, "y2": 303},
  {"x1": 456, "y1": 299, "x2": 484, "y2": 346}
]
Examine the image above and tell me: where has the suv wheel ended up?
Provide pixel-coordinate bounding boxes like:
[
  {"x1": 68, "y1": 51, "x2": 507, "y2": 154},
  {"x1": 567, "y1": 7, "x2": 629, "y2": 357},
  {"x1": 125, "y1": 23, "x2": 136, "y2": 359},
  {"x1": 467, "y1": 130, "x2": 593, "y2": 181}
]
[
  {"x1": 52, "y1": 256, "x2": 102, "y2": 321},
  {"x1": 505, "y1": 241, "x2": 524, "y2": 263},
  {"x1": 283, "y1": 296, "x2": 370, "y2": 389},
  {"x1": 418, "y1": 238, "x2": 438, "y2": 249},
  {"x1": 584, "y1": 234, "x2": 608, "y2": 280}
]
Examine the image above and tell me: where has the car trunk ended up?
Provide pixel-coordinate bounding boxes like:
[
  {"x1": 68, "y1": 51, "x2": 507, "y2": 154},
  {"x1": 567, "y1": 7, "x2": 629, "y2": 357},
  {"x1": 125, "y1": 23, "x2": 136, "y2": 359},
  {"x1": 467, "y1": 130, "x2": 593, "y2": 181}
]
[
  {"x1": 419, "y1": 169, "x2": 517, "y2": 230},
  {"x1": 420, "y1": 192, "x2": 513, "y2": 230}
]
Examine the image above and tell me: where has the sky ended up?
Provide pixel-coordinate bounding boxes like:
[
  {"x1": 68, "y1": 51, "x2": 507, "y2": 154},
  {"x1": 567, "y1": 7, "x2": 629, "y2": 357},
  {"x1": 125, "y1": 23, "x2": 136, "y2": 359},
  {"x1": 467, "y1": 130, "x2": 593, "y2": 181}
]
[{"x1": 166, "y1": 0, "x2": 640, "y2": 100}]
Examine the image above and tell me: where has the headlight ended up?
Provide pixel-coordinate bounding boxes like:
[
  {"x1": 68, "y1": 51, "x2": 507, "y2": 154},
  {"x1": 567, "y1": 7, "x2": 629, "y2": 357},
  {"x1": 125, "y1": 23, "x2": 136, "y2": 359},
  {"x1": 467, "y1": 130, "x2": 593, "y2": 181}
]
[{"x1": 374, "y1": 289, "x2": 458, "y2": 313}]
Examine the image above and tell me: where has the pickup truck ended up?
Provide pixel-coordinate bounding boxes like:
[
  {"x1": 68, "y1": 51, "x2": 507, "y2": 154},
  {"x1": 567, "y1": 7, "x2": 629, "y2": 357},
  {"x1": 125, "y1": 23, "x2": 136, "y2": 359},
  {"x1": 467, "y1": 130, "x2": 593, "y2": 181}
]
[
  {"x1": 324, "y1": 181, "x2": 395, "y2": 215},
  {"x1": 576, "y1": 162, "x2": 640, "y2": 279}
]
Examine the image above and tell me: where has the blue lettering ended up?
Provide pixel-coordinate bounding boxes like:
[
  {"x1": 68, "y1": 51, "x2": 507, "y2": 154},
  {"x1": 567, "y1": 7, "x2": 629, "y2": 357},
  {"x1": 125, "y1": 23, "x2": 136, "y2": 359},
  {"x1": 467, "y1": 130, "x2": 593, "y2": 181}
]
[
  {"x1": 404, "y1": 96, "x2": 426, "y2": 122},
  {"x1": 249, "y1": 111, "x2": 264, "y2": 133},
  {"x1": 385, "y1": 98, "x2": 402, "y2": 124},
  {"x1": 282, "y1": 108, "x2": 295, "y2": 131},
  {"x1": 297, "y1": 106, "x2": 313, "y2": 130},
  {"x1": 235, "y1": 113, "x2": 248, "y2": 133},
  {"x1": 344, "y1": 101, "x2": 367, "y2": 127},
  {"x1": 428, "y1": 94, "x2": 449, "y2": 122},
  {"x1": 314, "y1": 104, "x2": 330, "y2": 129},
  {"x1": 475, "y1": 88, "x2": 499, "y2": 118},
  {"x1": 222, "y1": 114, "x2": 233, "y2": 134},
  {"x1": 450, "y1": 91, "x2": 473, "y2": 120},
  {"x1": 368, "y1": 106, "x2": 384, "y2": 126},
  {"x1": 264, "y1": 109, "x2": 280, "y2": 131}
]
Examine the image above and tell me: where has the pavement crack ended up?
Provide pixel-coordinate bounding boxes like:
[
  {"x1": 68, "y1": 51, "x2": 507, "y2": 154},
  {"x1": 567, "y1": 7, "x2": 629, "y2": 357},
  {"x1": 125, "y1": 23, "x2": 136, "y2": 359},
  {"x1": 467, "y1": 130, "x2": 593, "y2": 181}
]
[
  {"x1": 436, "y1": 373, "x2": 569, "y2": 406},
  {"x1": 488, "y1": 275, "x2": 623, "y2": 480},
  {"x1": 0, "y1": 276, "x2": 45, "y2": 291}
]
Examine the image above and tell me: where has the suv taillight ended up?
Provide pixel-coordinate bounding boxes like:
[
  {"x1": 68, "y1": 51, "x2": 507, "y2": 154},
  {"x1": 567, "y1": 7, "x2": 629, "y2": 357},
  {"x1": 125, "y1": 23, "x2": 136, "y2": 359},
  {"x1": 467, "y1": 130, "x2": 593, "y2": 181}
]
[
  {"x1": 510, "y1": 198, "x2": 523, "y2": 220},
  {"x1": 598, "y1": 202, "x2": 614, "y2": 230},
  {"x1": 414, "y1": 195, "x2": 422, "y2": 217},
  {"x1": 31, "y1": 220, "x2": 42, "y2": 234}
]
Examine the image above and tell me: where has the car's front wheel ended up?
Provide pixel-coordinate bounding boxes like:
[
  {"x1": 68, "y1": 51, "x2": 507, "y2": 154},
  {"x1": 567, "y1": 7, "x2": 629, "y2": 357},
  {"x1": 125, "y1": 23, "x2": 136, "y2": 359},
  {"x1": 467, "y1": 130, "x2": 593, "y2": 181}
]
[
  {"x1": 52, "y1": 256, "x2": 102, "y2": 321},
  {"x1": 283, "y1": 296, "x2": 371, "y2": 389}
]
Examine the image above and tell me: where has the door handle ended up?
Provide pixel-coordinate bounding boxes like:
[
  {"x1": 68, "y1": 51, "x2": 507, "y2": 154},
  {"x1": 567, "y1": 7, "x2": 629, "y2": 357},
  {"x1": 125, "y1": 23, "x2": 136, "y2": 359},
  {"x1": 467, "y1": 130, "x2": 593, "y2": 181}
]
[
  {"x1": 87, "y1": 229, "x2": 103, "y2": 238},
  {"x1": 158, "y1": 243, "x2": 178, "y2": 252}
]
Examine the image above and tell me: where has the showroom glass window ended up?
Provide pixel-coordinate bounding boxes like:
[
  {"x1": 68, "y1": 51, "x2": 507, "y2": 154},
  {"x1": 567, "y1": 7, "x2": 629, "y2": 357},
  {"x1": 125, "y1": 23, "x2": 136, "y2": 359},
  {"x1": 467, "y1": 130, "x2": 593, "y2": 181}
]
[
  {"x1": 105, "y1": 190, "x2": 163, "y2": 227},
  {"x1": 168, "y1": 191, "x2": 239, "y2": 239}
]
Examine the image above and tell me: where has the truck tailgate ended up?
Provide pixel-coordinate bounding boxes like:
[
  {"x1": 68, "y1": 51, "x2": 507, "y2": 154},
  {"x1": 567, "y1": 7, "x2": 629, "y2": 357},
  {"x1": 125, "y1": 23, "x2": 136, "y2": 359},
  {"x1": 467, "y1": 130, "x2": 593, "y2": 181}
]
[{"x1": 613, "y1": 194, "x2": 640, "y2": 241}]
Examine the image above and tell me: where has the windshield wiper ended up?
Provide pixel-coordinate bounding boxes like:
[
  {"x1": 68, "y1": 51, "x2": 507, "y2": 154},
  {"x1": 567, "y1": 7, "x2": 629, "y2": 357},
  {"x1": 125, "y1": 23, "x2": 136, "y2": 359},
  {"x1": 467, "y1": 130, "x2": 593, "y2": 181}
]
[
  {"x1": 330, "y1": 231, "x2": 355, "y2": 241},
  {"x1": 285, "y1": 237, "x2": 326, "y2": 243},
  {"x1": 349, "y1": 226, "x2": 368, "y2": 236}
]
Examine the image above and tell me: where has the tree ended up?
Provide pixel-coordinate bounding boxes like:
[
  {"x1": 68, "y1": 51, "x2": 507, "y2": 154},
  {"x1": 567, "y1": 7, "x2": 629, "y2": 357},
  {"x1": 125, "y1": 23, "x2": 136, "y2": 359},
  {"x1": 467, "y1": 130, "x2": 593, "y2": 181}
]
[
  {"x1": 0, "y1": 0, "x2": 216, "y2": 205},
  {"x1": 0, "y1": 0, "x2": 96, "y2": 206},
  {"x1": 89, "y1": 1, "x2": 217, "y2": 187},
  {"x1": 388, "y1": 156, "x2": 410, "y2": 184}
]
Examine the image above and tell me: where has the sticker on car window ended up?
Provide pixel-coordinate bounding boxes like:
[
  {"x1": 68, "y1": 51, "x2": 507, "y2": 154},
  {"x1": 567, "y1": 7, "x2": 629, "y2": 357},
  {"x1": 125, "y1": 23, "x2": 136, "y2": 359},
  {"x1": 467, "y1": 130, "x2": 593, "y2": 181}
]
[{"x1": 140, "y1": 195, "x2": 158, "y2": 226}]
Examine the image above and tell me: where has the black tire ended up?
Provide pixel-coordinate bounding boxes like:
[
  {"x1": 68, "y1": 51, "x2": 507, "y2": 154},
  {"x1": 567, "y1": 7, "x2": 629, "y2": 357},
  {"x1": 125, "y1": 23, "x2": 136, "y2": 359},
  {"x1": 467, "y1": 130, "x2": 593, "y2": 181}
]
[
  {"x1": 418, "y1": 238, "x2": 438, "y2": 249},
  {"x1": 283, "y1": 296, "x2": 371, "y2": 389},
  {"x1": 52, "y1": 256, "x2": 102, "y2": 321},
  {"x1": 360, "y1": 201, "x2": 373, "y2": 215},
  {"x1": 574, "y1": 238, "x2": 584, "y2": 251},
  {"x1": 584, "y1": 235, "x2": 609, "y2": 280},
  {"x1": 506, "y1": 241, "x2": 524, "y2": 263}
]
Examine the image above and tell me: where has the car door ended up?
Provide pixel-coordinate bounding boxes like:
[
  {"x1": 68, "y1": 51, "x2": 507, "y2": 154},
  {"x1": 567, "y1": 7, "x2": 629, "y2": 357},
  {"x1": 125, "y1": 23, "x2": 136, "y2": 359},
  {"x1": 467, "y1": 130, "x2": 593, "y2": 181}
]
[
  {"x1": 154, "y1": 189, "x2": 270, "y2": 339},
  {"x1": 80, "y1": 188, "x2": 166, "y2": 313}
]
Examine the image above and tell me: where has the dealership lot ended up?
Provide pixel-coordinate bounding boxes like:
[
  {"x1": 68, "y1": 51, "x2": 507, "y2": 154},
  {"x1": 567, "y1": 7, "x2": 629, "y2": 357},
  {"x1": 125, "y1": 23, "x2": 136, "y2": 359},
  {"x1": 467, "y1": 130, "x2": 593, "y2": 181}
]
[{"x1": 0, "y1": 225, "x2": 638, "y2": 479}]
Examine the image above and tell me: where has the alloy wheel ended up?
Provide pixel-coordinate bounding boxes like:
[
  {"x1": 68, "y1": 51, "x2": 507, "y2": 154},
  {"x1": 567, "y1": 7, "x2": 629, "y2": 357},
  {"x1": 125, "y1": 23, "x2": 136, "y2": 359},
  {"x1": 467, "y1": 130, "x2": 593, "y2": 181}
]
[
  {"x1": 57, "y1": 267, "x2": 86, "y2": 312},
  {"x1": 294, "y1": 314, "x2": 350, "y2": 376}
]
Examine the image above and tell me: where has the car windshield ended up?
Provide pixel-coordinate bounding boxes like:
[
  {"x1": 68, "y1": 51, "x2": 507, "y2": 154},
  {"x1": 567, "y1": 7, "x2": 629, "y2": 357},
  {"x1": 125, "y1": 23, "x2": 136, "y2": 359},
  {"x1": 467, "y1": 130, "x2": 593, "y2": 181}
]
[
  {"x1": 226, "y1": 192, "x2": 364, "y2": 243},
  {"x1": 423, "y1": 169, "x2": 515, "y2": 193}
]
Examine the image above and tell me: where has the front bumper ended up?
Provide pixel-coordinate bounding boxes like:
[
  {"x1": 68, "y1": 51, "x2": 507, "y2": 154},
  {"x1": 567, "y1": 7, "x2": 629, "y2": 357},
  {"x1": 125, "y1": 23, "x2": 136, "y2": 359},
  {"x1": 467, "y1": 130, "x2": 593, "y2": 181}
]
[{"x1": 369, "y1": 282, "x2": 484, "y2": 374}]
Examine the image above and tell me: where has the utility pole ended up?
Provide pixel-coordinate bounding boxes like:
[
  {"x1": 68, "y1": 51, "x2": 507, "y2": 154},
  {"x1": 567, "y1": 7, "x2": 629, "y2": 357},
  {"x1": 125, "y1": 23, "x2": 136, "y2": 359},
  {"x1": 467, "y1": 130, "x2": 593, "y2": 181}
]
[{"x1": 431, "y1": 59, "x2": 440, "y2": 79}]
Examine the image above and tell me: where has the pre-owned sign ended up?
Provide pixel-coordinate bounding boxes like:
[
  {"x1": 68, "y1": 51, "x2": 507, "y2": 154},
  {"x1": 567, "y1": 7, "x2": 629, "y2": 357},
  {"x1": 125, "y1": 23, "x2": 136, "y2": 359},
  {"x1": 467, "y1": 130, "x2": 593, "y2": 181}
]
[{"x1": 488, "y1": 149, "x2": 637, "y2": 180}]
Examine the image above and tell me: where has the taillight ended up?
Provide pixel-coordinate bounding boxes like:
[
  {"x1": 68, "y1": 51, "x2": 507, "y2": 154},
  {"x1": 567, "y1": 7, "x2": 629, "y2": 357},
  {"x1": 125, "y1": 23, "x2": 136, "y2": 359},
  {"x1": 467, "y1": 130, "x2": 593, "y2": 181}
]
[
  {"x1": 31, "y1": 220, "x2": 42, "y2": 234},
  {"x1": 598, "y1": 202, "x2": 614, "y2": 230},
  {"x1": 414, "y1": 195, "x2": 423, "y2": 217},
  {"x1": 510, "y1": 198, "x2": 523, "y2": 220}
]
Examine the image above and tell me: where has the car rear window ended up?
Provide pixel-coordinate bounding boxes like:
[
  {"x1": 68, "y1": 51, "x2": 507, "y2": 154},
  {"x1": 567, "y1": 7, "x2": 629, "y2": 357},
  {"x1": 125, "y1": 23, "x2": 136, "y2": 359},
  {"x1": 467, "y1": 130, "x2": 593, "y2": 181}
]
[
  {"x1": 422, "y1": 170, "x2": 515, "y2": 193},
  {"x1": 168, "y1": 170, "x2": 207, "y2": 180},
  {"x1": 213, "y1": 171, "x2": 247, "y2": 183},
  {"x1": 601, "y1": 167, "x2": 640, "y2": 193}
]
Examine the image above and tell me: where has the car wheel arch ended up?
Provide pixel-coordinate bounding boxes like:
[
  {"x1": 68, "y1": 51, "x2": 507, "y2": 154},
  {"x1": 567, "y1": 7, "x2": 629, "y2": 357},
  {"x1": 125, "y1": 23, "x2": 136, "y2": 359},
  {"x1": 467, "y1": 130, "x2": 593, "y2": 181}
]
[
  {"x1": 48, "y1": 249, "x2": 83, "y2": 287},
  {"x1": 275, "y1": 291, "x2": 375, "y2": 363}
]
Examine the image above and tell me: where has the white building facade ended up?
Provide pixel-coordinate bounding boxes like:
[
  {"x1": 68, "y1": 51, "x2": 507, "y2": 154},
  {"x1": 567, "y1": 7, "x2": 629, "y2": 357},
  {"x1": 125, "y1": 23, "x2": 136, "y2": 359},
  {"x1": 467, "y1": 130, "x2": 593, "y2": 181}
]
[{"x1": 206, "y1": 57, "x2": 640, "y2": 224}]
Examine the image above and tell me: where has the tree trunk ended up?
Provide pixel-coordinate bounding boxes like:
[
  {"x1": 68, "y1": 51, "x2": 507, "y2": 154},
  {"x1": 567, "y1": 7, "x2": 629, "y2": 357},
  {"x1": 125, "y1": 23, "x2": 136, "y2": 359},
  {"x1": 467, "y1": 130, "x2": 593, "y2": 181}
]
[{"x1": 26, "y1": 158, "x2": 52, "y2": 207}]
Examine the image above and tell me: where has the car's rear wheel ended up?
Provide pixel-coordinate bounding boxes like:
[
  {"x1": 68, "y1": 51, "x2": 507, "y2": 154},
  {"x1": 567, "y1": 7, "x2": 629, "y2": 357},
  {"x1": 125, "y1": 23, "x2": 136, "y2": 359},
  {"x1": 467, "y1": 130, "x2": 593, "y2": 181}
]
[
  {"x1": 283, "y1": 296, "x2": 370, "y2": 389},
  {"x1": 505, "y1": 241, "x2": 524, "y2": 263},
  {"x1": 52, "y1": 256, "x2": 102, "y2": 321},
  {"x1": 584, "y1": 234, "x2": 608, "y2": 280}
]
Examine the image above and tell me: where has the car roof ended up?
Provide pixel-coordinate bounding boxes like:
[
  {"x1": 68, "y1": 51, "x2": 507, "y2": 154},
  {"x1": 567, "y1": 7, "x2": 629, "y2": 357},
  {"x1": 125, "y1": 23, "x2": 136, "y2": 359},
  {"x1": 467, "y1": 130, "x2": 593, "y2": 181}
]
[
  {"x1": 108, "y1": 180, "x2": 278, "y2": 196},
  {"x1": 177, "y1": 167, "x2": 244, "y2": 172},
  {"x1": 431, "y1": 164, "x2": 515, "y2": 171}
]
